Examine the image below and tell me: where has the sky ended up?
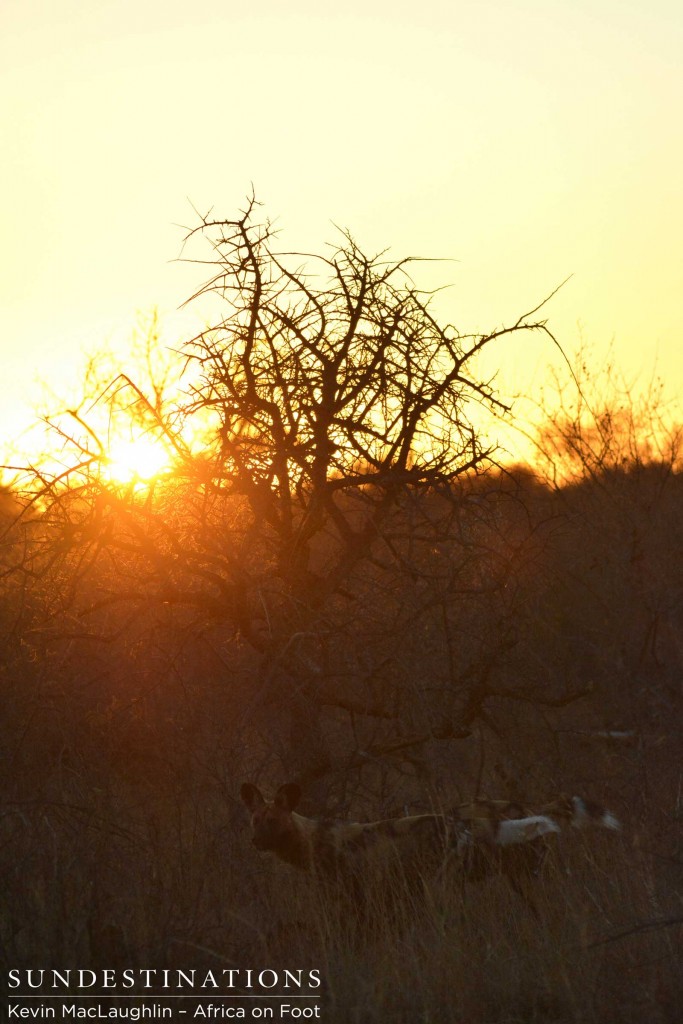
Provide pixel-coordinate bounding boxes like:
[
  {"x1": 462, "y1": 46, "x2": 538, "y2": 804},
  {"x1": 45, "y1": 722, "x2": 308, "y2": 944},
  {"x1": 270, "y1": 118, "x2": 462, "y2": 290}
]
[{"x1": 1, "y1": 0, "x2": 682, "y2": 466}]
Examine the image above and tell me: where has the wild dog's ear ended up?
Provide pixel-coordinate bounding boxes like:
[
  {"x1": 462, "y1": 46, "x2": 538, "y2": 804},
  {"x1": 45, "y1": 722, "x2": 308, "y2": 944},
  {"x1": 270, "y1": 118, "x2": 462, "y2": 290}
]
[
  {"x1": 241, "y1": 783, "x2": 265, "y2": 812},
  {"x1": 274, "y1": 783, "x2": 301, "y2": 812}
]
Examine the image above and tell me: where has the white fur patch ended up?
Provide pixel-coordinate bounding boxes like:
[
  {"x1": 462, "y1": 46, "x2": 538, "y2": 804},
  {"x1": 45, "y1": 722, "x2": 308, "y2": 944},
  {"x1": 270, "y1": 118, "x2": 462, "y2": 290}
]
[
  {"x1": 571, "y1": 795, "x2": 590, "y2": 826},
  {"x1": 496, "y1": 816, "x2": 561, "y2": 846}
]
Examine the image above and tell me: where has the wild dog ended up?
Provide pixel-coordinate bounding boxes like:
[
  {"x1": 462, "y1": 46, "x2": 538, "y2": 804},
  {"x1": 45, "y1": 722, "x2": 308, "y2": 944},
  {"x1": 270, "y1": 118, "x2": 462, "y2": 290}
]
[
  {"x1": 239, "y1": 783, "x2": 618, "y2": 897},
  {"x1": 242, "y1": 782, "x2": 472, "y2": 878},
  {"x1": 448, "y1": 796, "x2": 619, "y2": 891},
  {"x1": 452, "y1": 795, "x2": 620, "y2": 833}
]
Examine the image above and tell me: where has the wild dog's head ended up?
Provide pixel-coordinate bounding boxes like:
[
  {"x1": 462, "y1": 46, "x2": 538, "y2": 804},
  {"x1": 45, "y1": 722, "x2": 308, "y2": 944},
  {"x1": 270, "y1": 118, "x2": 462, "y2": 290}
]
[{"x1": 240, "y1": 782, "x2": 302, "y2": 854}]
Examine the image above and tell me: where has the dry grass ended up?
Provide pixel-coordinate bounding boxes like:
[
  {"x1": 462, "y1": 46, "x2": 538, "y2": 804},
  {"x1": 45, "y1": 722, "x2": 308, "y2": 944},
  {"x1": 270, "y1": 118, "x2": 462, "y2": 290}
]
[
  {"x1": 2, "y1": 455, "x2": 682, "y2": 1021},
  {"x1": 233, "y1": 831, "x2": 681, "y2": 1023},
  {"x1": 1, "y1": 777, "x2": 680, "y2": 1022}
]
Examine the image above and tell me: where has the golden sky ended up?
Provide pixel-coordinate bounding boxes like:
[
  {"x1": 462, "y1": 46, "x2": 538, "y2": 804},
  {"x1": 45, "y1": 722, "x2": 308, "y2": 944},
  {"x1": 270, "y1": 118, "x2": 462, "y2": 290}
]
[{"x1": 1, "y1": 0, "x2": 682, "y2": 463}]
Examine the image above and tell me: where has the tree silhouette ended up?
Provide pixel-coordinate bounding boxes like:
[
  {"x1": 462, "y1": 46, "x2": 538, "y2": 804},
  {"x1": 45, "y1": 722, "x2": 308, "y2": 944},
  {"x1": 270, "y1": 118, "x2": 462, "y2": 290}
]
[
  {"x1": 179, "y1": 198, "x2": 558, "y2": 605},
  {"x1": 12, "y1": 196, "x2": 568, "y2": 789}
]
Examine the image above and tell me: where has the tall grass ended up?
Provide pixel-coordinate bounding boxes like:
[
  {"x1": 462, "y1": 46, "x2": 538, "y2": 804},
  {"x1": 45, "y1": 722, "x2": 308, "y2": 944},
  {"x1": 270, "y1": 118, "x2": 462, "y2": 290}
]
[
  {"x1": 1, "y1": 439, "x2": 682, "y2": 1021},
  {"x1": 1, "y1": 778, "x2": 679, "y2": 1022}
]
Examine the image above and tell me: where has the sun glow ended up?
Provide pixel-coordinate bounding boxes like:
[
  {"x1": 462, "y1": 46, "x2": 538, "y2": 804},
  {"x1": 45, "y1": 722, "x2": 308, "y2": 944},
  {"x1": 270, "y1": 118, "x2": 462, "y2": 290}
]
[{"x1": 104, "y1": 436, "x2": 173, "y2": 484}]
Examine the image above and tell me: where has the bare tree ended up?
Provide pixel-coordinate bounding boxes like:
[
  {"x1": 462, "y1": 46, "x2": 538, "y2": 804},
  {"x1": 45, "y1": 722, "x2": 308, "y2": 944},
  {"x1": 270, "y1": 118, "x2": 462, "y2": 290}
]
[{"x1": 9, "y1": 196, "x2": 568, "y2": 793}]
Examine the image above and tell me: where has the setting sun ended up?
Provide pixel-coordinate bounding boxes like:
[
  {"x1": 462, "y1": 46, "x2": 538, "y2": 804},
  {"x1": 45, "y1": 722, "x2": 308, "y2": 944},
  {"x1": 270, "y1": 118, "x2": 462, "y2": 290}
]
[{"x1": 104, "y1": 436, "x2": 172, "y2": 484}]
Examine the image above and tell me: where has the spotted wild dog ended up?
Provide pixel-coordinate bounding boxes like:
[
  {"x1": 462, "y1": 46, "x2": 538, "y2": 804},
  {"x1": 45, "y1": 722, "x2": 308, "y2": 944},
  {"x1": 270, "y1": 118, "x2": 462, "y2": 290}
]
[
  {"x1": 449, "y1": 794, "x2": 620, "y2": 886},
  {"x1": 240, "y1": 783, "x2": 619, "y2": 893},
  {"x1": 452, "y1": 794, "x2": 620, "y2": 833}
]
